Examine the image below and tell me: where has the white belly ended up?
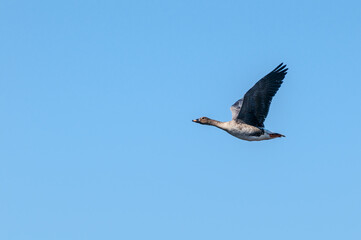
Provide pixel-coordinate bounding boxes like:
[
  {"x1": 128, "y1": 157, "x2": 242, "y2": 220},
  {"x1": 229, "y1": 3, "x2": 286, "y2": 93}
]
[
  {"x1": 227, "y1": 128, "x2": 272, "y2": 141},
  {"x1": 215, "y1": 121, "x2": 276, "y2": 141}
]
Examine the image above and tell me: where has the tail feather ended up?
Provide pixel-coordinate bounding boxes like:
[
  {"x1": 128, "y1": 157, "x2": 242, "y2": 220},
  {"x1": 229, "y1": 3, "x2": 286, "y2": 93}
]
[{"x1": 269, "y1": 133, "x2": 285, "y2": 138}]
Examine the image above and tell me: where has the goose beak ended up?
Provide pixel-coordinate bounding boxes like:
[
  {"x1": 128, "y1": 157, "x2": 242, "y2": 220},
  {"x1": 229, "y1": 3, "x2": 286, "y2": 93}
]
[{"x1": 192, "y1": 119, "x2": 199, "y2": 123}]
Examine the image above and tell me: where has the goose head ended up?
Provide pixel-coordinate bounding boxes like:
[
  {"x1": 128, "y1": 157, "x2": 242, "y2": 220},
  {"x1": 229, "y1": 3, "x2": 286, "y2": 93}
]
[{"x1": 192, "y1": 117, "x2": 211, "y2": 125}]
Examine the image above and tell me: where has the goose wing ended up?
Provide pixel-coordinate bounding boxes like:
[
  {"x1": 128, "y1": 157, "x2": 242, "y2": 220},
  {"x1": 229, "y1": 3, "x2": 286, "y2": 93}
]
[
  {"x1": 230, "y1": 98, "x2": 243, "y2": 120},
  {"x1": 235, "y1": 63, "x2": 288, "y2": 127}
]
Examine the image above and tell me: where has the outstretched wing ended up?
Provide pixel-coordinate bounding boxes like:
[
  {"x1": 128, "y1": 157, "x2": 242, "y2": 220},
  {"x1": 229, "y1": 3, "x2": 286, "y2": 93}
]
[
  {"x1": 230, "y1": 98, "x2": 243, "y2": 120},
  {"x1": 236, "y1": 63, "x2": 288, "y2": 127}
]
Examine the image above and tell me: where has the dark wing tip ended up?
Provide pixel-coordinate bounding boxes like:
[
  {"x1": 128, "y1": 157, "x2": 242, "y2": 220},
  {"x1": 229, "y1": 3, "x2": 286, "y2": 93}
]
[
  {"x1": 272, "y1": 63, "x2": 288, "y2": 73},
  {"x1": 280, "y1": 68, "x2": 288, "y2": 74}
]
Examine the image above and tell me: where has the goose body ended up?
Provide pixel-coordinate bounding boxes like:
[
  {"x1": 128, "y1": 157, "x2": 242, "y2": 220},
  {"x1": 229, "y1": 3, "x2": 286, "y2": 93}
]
[{"x1": 193, "y1": 63, "x2": 288, "y2": 141}]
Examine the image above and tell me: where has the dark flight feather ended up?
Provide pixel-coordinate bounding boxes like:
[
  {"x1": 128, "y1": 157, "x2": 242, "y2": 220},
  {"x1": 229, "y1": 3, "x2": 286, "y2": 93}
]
[{"x1": 236, "y1": 63, "x2": 288, "y2": 128}]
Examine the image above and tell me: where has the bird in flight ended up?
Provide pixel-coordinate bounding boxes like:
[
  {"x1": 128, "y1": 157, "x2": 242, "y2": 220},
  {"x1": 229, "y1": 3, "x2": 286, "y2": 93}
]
[{"x1": 193, "y1": 63, "x2": 288, "y2": 141}]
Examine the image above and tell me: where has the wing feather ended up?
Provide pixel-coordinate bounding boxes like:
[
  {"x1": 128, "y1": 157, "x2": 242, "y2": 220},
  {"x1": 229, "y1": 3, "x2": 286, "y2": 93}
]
[
  {"x1": 230, "y1": 98, "x2": 243, "y2": 120},
  {"x1": 235, "y1": 63, "x2": 288, "y2": 127}
]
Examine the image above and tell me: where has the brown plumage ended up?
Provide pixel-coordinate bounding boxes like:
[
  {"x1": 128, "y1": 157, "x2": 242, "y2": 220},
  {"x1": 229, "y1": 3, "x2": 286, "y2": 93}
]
[{"x1": 193, "y1": 63, "x2": 288, "y2": 141}]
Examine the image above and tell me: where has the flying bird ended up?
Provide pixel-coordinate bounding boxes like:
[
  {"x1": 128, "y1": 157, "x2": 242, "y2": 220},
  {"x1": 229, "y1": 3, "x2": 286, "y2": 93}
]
[{"x1": 193, "y1": 63, "x2": 288, "y2": 141}]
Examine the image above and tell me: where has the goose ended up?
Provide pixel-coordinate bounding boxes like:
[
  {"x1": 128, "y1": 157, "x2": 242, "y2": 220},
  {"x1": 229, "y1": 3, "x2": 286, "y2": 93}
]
[{"x1": 193, "y1": 63, "x2": 288, "y2": 141}]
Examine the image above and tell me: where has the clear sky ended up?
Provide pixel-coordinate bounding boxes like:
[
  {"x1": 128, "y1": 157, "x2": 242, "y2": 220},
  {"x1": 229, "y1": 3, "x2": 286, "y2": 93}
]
[{"x1": 1, "y1": 1, "x2": 361, "y2": 239}]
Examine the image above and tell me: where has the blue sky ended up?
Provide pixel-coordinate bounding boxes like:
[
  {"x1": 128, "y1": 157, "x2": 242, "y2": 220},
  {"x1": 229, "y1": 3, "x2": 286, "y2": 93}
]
[{"x1": 1, "y1": 0, "x2": 361, "y2": 239}]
